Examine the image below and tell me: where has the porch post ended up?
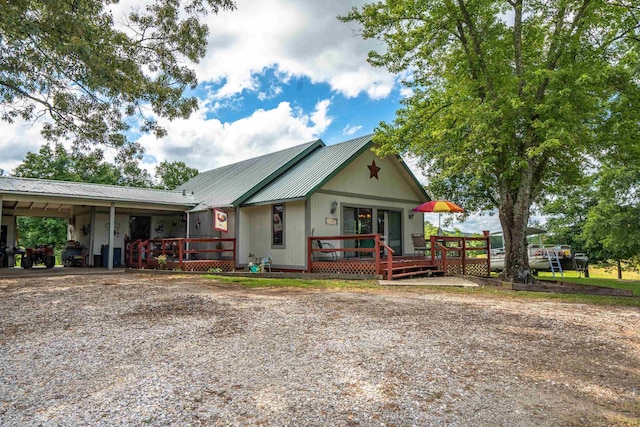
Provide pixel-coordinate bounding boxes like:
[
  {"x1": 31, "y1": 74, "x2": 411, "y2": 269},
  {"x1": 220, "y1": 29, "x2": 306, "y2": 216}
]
[
  {"x1": 108, "y1": 202, "x2": 115, "y2": 270},
  {"x1": 89, "y1": 207, "x2": 96, "y2": 266},
  {"x1": 0, "y1": 195, "x2": 3, "y2": 234},
  {"x1": 185, "y1": 212, "x2": 190, "y2": 260}
]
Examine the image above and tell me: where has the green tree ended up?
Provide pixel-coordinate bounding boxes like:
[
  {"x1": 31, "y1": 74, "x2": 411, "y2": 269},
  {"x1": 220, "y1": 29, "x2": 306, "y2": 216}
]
[
  {"x1": 1, "y1": 0, "x2": 235, "y2": 159},
  {"x1": 12, "y1": 142, "x2": 155, "y2": 252},
  {"x1": 541, "y1": 176, "x2": 596, "y2": 255},
  {"x1": 341, "y1": 0, "x2": 640, "y2": 282},
  {"x1": 582, "y1": 203, "x2": 640, "y2": 279},
  {"x1": 155, "y1": 160, "x2": 199, "y2": 190},
  {"x1": 16, "y1": 217, "x2": 67, "y2": 252},
  {"x1": 423, "y1": 221, "x2": 439, "y2": 238},
  {"x1": 13, "y1": 143, "x2": 153, "y2": 186},
  {"x1": 580, "y1": 115, "x2": 640, "y2": 278}
]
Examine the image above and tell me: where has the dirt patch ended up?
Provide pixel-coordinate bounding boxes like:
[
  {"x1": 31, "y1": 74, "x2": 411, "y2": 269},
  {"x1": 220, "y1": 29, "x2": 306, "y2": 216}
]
[{"x1": 0, "y1": 273, "x2": 638, "y2": 426}]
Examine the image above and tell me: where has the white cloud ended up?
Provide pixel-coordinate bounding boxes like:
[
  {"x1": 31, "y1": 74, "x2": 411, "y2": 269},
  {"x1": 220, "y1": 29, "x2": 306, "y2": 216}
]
[
  {"x1": 342, "y1": 124, "x2": 362, "y2": 136},
  {"x1": 0, "y1": 0, "x2": 393, "y2": 176},
  {"x1": 137, "y1": 99, "x2": 333, "y2": 175},
  {"x1": 0, "y1": 118, "x2": 46, "y2": 174},
  {"x1": 198, "y1": 0, "x2": 396, "y2": 100}
]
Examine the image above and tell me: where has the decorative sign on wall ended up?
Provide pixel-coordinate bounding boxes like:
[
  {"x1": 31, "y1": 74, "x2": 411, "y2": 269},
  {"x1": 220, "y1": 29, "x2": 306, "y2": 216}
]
[
  {"x1": 368, "y1": 160, "x2": 380, "y2": 179},
  {"x1": 214, "y1": 208, "x2": 228, "y2": 233},
  {"x1": 325, "y1": 217, "x2": 338, "y2": 226},
  {"x1": 104, "y1": 222, "x2": 121, "y2": 236}
]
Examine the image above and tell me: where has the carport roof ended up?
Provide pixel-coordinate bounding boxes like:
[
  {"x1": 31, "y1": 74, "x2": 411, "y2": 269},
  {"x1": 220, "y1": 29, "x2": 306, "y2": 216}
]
[{"x1": 0, "y1": 176, "x2": 198, "y2": 208}]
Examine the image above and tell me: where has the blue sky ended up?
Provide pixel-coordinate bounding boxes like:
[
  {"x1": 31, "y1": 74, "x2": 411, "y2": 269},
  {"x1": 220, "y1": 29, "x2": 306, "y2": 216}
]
[{"x1": 0, "y1": 0, "x2": 504, "y2": 233}]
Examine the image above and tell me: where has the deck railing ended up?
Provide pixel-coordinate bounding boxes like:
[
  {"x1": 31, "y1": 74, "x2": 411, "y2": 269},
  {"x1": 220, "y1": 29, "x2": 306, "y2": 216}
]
[
  {"x1": 308, "y1": 232, "x2": 491, "y2": 278},
  {"x1": 160, "y1": 237, "x2": 236, "y2": 270},
  {"x1": 308, "y1": 233, "x2": 398, "y2": 278},
  {"x1": 127, "y1": 237, "x2": 236, "y2": 271},
  {"x1": 429, "y1": 233, "x2": 491, "y2": 276}
]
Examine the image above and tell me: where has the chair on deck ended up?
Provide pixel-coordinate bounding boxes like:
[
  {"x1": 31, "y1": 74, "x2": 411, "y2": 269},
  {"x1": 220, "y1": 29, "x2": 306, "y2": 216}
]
[
  {"x1": 313, "y1": 239, "x2": 338, "y2": 261},
  {"x1": 358, "y1": 238, "x2": 375, "y2": 258},
  {"x1": 311, "y1": 229, "x2": 338, "y2": 261},
  {"x1": 411, "y1": 234, "x2": 427, "y2": 256}
]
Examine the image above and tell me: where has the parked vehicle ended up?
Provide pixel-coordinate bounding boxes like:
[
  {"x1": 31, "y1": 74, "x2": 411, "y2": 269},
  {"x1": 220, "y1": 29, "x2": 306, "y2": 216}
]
[
  {"x1": 490, "y1": 244, "x2": 588, "y2": 275},
  {"x1": 21, "y1": 245, "x2": 56, "y2": 269},
  {"x1": 490, "y1": 227, "x2": 588, "y2": 275}
]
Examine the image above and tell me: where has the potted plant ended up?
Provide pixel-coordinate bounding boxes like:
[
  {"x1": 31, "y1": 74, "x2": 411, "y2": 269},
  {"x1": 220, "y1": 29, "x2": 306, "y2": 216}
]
[{"x1": 156, "y1": 254, "x2": 168, "y2": 270}]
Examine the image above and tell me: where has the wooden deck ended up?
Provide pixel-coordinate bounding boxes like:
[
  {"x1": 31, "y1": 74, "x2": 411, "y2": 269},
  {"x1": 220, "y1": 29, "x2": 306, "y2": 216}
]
[
  {"x1": 309, "y1": 233, "x2": 491, "y2": 280},
  {"x1": 124, "y1": 234, "x2": 490, "y2": 280}
]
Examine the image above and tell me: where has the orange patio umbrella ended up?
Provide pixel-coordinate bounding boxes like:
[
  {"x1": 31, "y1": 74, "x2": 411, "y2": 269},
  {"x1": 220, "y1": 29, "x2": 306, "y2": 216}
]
[{"x1": 412, "y1": 200, "x2": 465, "y2": 234}]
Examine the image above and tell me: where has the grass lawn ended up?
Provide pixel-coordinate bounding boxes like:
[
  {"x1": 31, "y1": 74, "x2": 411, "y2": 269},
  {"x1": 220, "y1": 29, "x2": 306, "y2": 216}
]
[
  {"x1": 204, "y1": 273, "x2": 640, "y2": 308},
  {"x1": 203, "y1": 275, "x2": 380, "y2": 290},
  {"x1": 536, "y1": 270, "x2": 640, "y2": 294}
]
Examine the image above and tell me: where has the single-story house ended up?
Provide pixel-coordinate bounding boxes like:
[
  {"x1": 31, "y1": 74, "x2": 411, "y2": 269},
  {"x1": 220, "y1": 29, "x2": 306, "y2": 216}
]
[{"x1": 0, "y1": 134, "x2": 431, "y2": 271}]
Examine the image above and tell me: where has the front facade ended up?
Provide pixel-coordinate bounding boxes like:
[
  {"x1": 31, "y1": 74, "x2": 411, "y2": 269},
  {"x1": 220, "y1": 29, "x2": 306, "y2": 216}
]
[
  {"x1": 183, "y1": 135, "x2": 429, "y2": 270},
  {"x1": 0, "y1": 134, "x2": 429, "y2": 271}
]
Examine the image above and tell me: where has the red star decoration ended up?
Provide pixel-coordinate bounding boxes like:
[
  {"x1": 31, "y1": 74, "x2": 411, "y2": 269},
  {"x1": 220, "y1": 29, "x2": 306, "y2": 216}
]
[{"x1": 368, "y1": 160, "x2": 381, "y2": 179}]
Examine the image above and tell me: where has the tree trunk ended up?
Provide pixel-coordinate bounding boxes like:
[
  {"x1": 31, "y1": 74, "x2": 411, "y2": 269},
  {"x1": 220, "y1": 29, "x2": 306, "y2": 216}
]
[
  {"x1": 499, "y1": 196, "x2": 532, "y2": 282},
  {"x1": 498, "y1": 164, "x2": 537, "y2": 283},
  {"x1": 617, "y1": 259, "x2": 622, "y2": 279}
]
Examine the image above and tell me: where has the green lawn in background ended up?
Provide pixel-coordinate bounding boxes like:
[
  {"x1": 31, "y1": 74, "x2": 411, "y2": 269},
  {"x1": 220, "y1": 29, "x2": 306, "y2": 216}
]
[
  {"x1": 535, "y1": 271, "x2": 640, "y2": 294},
  {"x1": 204, "y1": 274, "x2": 639, "y2": 307}
]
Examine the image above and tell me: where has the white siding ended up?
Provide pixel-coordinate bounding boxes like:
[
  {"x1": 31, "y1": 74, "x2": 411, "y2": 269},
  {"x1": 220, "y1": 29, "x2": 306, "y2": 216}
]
[
  {"x1": 238, "y1": 201, "x2": 306, "y2": 268},
  {"x1": 311, "y1": 151, "x2": 425, "y2": 257},
  {"x1": 322, "y1": 151, "x2": 424, "y2": 201},
  {"x1": 94, "y1": 213, "x2": 129, "y2": 263},
  {"x1": 310, "y1": 193, "x2": 424, "y2": 257}
]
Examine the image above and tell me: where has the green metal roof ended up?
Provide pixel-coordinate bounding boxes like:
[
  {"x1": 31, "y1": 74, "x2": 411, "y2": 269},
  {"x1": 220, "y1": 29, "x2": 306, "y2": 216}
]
[
  {"x1": 177, "y1": 139, "x2": 322, "y2": 211},
  {"x1": 243, "y1": 134, "x2": 430, "y2": 205},
  {"x1": 0, "y1": 176, "x2": 197, "y2": 207}
]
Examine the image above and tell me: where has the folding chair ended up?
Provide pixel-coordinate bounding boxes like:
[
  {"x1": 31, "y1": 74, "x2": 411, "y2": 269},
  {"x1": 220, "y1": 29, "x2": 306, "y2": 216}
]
[{"x1": 411, "y1": 234, "x2": 427, "y2": 256}]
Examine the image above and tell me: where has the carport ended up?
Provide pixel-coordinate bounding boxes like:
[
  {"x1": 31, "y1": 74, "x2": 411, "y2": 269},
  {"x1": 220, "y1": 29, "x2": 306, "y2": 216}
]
[{"x1": 0, "y1": 176, "x2": 197, "y2": 270}]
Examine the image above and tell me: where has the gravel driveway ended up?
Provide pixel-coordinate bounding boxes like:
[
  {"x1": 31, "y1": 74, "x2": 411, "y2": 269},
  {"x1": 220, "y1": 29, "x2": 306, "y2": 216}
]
[{"x1": 1, "y1": 273, "x2": 638, "y2": 426}]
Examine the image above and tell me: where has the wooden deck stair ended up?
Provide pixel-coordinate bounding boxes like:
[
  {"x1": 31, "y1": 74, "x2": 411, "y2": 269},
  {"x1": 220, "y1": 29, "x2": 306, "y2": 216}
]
[{"x1": 385, "y1": 258, "x2": 444, "y2": 280}]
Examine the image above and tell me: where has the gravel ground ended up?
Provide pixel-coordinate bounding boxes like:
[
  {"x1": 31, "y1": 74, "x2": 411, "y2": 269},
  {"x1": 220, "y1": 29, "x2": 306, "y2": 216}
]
[{"x1": 0, "y1": 273, "x2": 638, "y2": 426}]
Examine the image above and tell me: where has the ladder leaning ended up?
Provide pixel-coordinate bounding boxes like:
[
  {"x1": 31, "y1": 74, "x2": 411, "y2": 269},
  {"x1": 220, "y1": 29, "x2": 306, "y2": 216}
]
[{"x1": 545, "y1": 248, "x2": 564, "y2": 278}]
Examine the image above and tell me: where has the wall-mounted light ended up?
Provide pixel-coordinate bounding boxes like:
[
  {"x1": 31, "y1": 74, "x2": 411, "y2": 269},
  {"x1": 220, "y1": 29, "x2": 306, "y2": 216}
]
[
  {"x1": 408, "y1": 210, "x2": 415, "y2": 219},
  {"x1": 330, "y1": 200, "x2": 338, "y2": 215}
]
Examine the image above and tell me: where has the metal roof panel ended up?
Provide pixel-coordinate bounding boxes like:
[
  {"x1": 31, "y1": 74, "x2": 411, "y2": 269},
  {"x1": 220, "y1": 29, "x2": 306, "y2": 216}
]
[
  {"x1": 244, "y1": 134, "x2": 375, "y2": 204},
  {"x1": 0, "y1": 176, "x2": 197, "y2": 207},
  {"x1": 177, "y1": 139, "x2": 322, "y2": 211}
]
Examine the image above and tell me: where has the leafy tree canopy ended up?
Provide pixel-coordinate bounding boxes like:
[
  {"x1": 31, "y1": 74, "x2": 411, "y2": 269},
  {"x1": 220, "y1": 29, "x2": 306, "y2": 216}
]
[
  {"x1": 155, "y1": 160, "x2": 199, "y2": 190},
  {"x1": 1, "y1": 0, "x2": 235, "y2": 159},
  {"x1": 16, "y1": 217, "x2": 67, "y2": 252},
  {"x1": 12, "y1": 143, "x2": 153, "y2": 187},
  {"x1": 341, "y1": 0, "x2": 640, "y2": 282}
]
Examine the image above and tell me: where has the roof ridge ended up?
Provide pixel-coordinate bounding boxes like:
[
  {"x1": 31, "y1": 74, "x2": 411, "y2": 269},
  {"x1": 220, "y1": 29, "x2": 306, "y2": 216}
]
[{"x1": 197, "y1": 139, "x2": 322, "y2": 175}]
